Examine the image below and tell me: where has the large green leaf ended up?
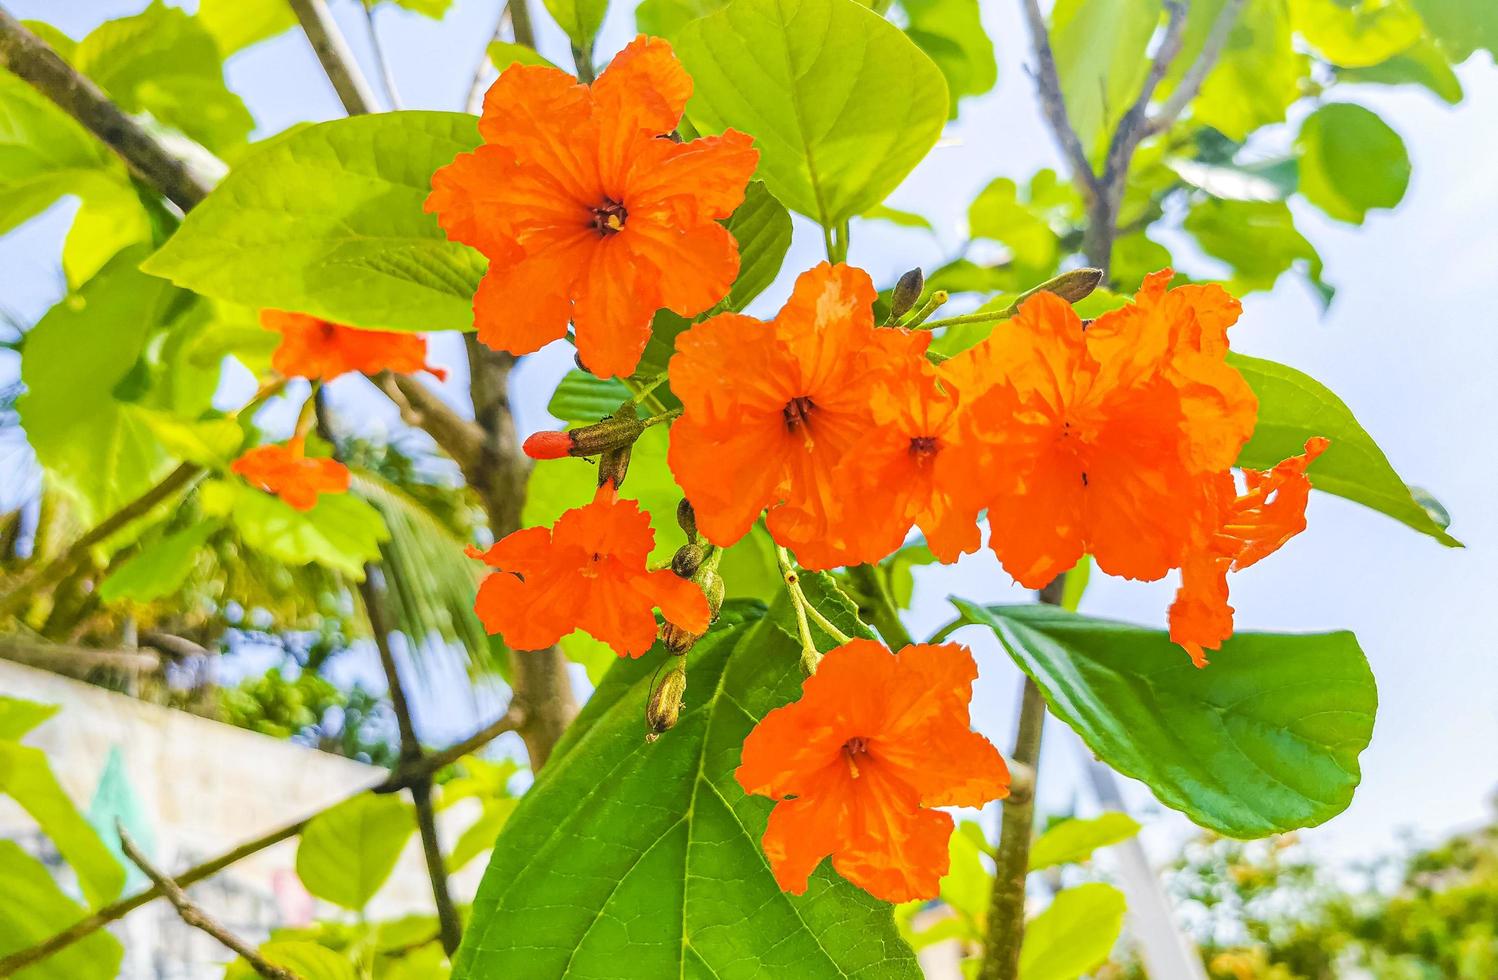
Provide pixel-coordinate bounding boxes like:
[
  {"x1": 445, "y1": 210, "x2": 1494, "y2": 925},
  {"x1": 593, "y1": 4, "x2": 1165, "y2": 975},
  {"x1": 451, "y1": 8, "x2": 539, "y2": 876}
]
[
  {"x1": 0, "y1": 743, "x2": 126, "y2": 907},
  {"x1": 1336, "y1": 37, "x2": 1462, "y2": 104},
  {"x1": 142, "y1": 112, "x2": 487, "y2": 333},
  {"x1": 722, "y1": 180, "x2": 792, "y2": 312},
  {"x1": 227, "y1": 941, "x2": 359, "y2": 980},
  {"x1": 17, "y1": 248, "x2": 189, "y2": 527},
  {"x1": 899, "y1": 0, "x2": 997, "y2": 115},
  {"x1": 1409, "y1": 0, "x2": 1498, "y2": 62},
  {"x1": 676, "y1": 0, "x2": 948, "y2": 229},
  {"x1": 1229, "y1": 352, "x2": 1459, "y2": 546},
  {"x1": 1018, "y1": 883, "x2": 1127, "y2": 980},
  {"x1": 1289, "y1": 0, "x2": 1424, "y2": 67},
  {"x1": 0, "y1": 73, "x2": 119, "y2": 231},
  {"x1": 1050, "y1": 0, "x2": 1159, "y2": 157},
  {"x1": 296, "y1": 793, "x2": 417, "y2": 911},
  {"x1": 1192, "y1": 0, "x2": 1308, "y2": 140},
  {"x1": 1295, "y1": 102, "x2": 1410, "y2": 225},
  {"x1": 1183, "y1": 198, "x2": 1328, "y2": 303},
  {"x1": 953, "y1": 603, "x2": 1377, "y2": 838},
  {"x1": 97, "y1": 520, "x2": 220, "y2": 603},
  {"x1": 0, "y1": 842, "x2": 124, "y2": 980},
  {"x1": 75, "y1": 1, "x2": 254, "y2": 153},
  {"x1": 204, "y1": 480, "x2": 390, "y2": 581},
  {"x1": 455, "y1": 577, "x2": 920, "y2": 978},
  {"x1": 1027, "y1": 812, "x2": 1140, "y2": 871},
  {"x1": 196, "y1": 0, "x2": 296, "y2": 54}
]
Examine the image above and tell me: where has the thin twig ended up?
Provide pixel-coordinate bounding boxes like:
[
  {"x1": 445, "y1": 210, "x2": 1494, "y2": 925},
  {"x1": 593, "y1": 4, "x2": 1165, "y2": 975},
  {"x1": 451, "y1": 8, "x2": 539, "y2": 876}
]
[
  {"x1": 1146, "y1": 0, "x2": 1248, "y2": 136},
  {"x1": 118, "y1": 827, "x2": 300, "y2": 980},
  {"x1": 465, "y1": 3, "x2": 512, "y2": 114},
  {"x1": 361, "y1": 0, "x2": 403, "y2": 110},
  {"x1": 287, "y1": 0, "x2": 380, "y2": 115},
  {"x1": 0, "y1": 8, "x2": 211, "y2": 211},
  {"x1": 1017, "y1": 0, "x2": 1100, "y2": 200}
]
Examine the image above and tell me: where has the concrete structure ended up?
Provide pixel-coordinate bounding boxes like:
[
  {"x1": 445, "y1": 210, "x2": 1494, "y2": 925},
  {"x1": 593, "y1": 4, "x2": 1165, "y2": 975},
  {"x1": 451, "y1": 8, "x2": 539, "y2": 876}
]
[{"x1": 0, "y1": 659, "x2": 484, "y2": 978}]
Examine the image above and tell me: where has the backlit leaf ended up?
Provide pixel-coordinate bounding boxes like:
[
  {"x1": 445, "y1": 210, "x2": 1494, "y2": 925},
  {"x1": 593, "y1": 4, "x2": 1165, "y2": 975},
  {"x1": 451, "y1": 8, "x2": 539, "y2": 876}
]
[
  {"x1": 1295, "y1": 102, "x2": 1410, "y2": 224},
  {"x1": 1018, "y1": 883, "x2": 1126, "y2": 980},
  {"x1": 1028, "y1": 812, "x2": 1140, "y2": 871},
  {"x1": 0, "y1": 842, "x2": 123, "y2": 979},
  {"x1": 297, "y1": 793, "x2": 417, "y2": 910}
]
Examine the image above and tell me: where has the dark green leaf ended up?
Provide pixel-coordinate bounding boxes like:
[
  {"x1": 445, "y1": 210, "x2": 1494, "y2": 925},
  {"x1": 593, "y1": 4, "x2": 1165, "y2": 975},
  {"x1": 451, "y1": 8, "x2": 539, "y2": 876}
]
[
  {"x1": 953, "y1": 602, "x2": 1377, "y2": 837},
  {"x1": 1295, "y1": 103, "x2": 1410, "y2": 224},
  {"x1": 1229, "y1": 352, "x2": 1460, "y2": 546},
  {"x1": 143, "y1": 112, "x2": 487, "y2": 333},
  {"x1": 676, "y1": 0, "x2": 949, "y2": 228},
  {"x1": 547, "y1": 370, "x2": 632, "y2": 424},
  {"x1": 723, "y1": 180, "x2": 793, "y2": 312},
  {"x1": 296, "y1": 793, "x2": 417, "y2": 910},
  {"x1": 455, "y1": 578, "x2": 917, "y2": 979}
]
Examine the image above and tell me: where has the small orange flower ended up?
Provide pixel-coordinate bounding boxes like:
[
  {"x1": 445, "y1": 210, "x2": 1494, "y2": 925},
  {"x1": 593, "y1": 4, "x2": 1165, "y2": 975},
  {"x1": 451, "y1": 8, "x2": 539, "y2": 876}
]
[
  {"x1": 831, "y1": 359, "x2": 987, "y2": 564},
  {"x1": 953, "y1": 270, "x2": 1257, "y2": 588},
  {"x1": 1170, "y1": 437, "x2": 1329, "y2": 666},
  {"x1": 668, "y1": 262, "x2": 924, "y2": 569},
  {"x1": 426, "y1": 35, "x2": 759, "y2": 379},
  {"x1": 265, "y1": 310, "x2": 447, "y2": 382},
  {"x1": 467, "y1": 485, "x2": 711, "y2": 658},
  {"x1": 737, "y1": 640, "x2": 1009, "y2": 902},
  {"x1": 231, "y1": 438, "x2": 350, "y2": 511}
]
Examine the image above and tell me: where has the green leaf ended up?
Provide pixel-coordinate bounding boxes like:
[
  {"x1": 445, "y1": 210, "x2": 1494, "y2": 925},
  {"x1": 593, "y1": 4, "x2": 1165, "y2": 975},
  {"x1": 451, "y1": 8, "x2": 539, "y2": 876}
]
[
  {"x1": 636, "y1": 0, "x2": 722, "y2": 36},
  {"x1": 542, "y1": 0, "x2": 609, "y2": 51},
  {"x1": 98, "y1": 520, "x2": 220, "y2": 603},
  {"x1": 75, "y1": 1, "x2": 254, "y2": 152},
  {"x1": 1028, "y1": 812, "x2": 1141, "y2": 871},
  {"x1": 391, "y1": 0, "x2": 457, "y2": 17},
  {"x1": 1192, "y1": 0, "x2": 1308, "y2": 140},
  {"x1": 1057, "y1": 555, "x2": 1090, "y2": 613},
  {"x1": 723, "y1": 180, "x2": 793, "y2": 312},
  {"x1": 1295, "y1": 102, "x2": 1410, "y2": 224},
  {"x1": 1229, "y1": 352, "x2": 1460, "y2": 546},
  {"x1": 210, "y1": 480, "x2": 391, "y2": 581},
  {"x1": 0, "y1": 743, "x2": 126, "y2": 907},
  {"x1": 196, "y1": 0, "x2": 297, "y2": 54},
  {"x1": 967, "y1": 177, "x2": 1063, "y2": 283},
  {"x1": 1167, "y1": 155, "x2": 1298, "y2": 202},
  {"x1": 863, "y1": 204, "x2": 933, "y2": 230},
  {"x1": 0, "y1": 842, "x2": 124, "y2": 980},
  {"x1": 898, "y1": 0, "x2": 997, "y2": 115},
  {"x1": 1336, "y1": 37, "x2": 1463, "y2": 103},
  {"x1": 1409, "y1": 0, "x2": 1498, "y2": 62},
  {"x1": 227, "y1": 940, "x2": 358, "y2": 980},
  {"x1": 547, "y1": 370, "x2": 633, "y2": 424},
  {"x1": 142, "y1": 112, "x2": 487, "y2": 333},
  {"x1": 447, "y1": 798, "x2": 519, "y2": 873},
  {"x1": 1289, "y1": 0, "x2": 1424, "y2": 67},
  {"x1": 455, "y1": 578, "x2": 917, "y2": 979},
  {"x1": 676, "y1": 0, "x2": 949, "y2": 229},
  {"x1": 17, "y1": 248, "x2": 189, "y2": 527},
  {"x1": 1050, "y1": 0, "x2": 1160, "y2": 157},
  {"x1": 1018, "y1": 883, "x2": 1127, "y2": 980},
  {"x1": 297, "y1": 794, "x2": 417, "y2": 911},
  {"x1": 1183, "y1": 198, "x2": 1328, "y2": 302},
  {"x1": 0, "y1": 698, "x2": 59, "y2": 741},
  {"x1": 952, "y1": 602, "x2": 1377, "y2": 838},
  {"x1": 486, "y1": 40, "x2": 558, "y2": 70}
]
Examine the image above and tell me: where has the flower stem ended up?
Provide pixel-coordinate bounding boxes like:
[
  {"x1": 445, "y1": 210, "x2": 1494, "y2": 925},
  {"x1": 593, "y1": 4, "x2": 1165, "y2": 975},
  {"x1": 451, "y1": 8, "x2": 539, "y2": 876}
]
[
  {"x1": 621, "y1": 375, "x2": 669, "y2": 416},
  {"x1": 846, "y1": 563, "x2": 913, "y2": 649},
  {"x1": 775, "y1": 546, "x2": 851, "y2": 672},
  {"x1": 641, "y1": 407, "x2": 682, "y2": 428}
]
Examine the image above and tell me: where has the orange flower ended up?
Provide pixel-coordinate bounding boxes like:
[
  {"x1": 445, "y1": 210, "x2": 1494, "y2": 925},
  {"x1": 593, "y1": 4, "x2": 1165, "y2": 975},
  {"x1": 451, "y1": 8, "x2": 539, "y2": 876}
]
[
  {"x1": 467, "y1": 484, "x2": 711, "y2": 658},
  {"x1": 831, "y1": 359, "x2": 987, "y2": 564},
  {"x1": 1170, "y1": 437, "x2": 1329, "y2": 666},
  {"x1": 668, "y1": 262, "x2": 925, "y2": 569},
  {"x1": 426, "y1": 35, "x2": 759, "y2": 379},
  {"x1": 231, "y1": 438, "x2": 350, "y2": 511},
  {"x1": 953, "y1": 270, "x2": 1256, "y2": 588},
  {"x1": 264, "y1": 310, "x2": 446, "y2": 382},
  {"x1": 736, "y1": 640, "x2": 1009, "y2": 902}
]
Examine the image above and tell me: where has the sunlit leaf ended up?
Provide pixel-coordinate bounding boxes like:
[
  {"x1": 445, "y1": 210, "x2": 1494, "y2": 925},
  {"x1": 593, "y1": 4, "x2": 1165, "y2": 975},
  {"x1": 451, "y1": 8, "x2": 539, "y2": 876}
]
[
  {"x1": 1018, "y1": 883, "x2": 1126, "y2": 980},
  {"x1": 1028, "y1": 812, "x2": 1140, "y2": 870},
  {"x1": 98, "y1": 520, "x2": 221, "y2": 603},
  {"x1": 1289, "y1": 0, "x2": 1424, "y2": 68},
  {"x1": 297, "y1": 793, "x2": 417, "y2": 911},
  {"x1": 0, "y1": 842, "x2": 124, "y2": 979},
  {"x1": 898, "y1": 0, "x2": 997, "y2": 115},
  {"x1": 1050, "y1": 0, "x2": 1159, "y2": 156},
  {"x1": 1192, "y1": 0, "x2": 1308, "y2": 140},
  {"x1": 1295, "y1": 102, "x2": 1410, "y2": 224},
  {"x1": 196, "y1": 0, "x2": 296, "y2": 55}
]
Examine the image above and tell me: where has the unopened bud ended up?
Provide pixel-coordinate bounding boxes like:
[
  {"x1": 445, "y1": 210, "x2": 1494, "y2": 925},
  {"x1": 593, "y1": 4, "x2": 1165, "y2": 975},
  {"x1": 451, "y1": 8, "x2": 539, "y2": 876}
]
[
  {"x1": 889, "y1": 268, "x2": 924, "y2": 320},
  {"x1": 647, "y1": 667, "x2": 687, "y2": 738},
  {"x1": 1038, "y1": 267, "x2": 1103, "y2": 306},
  {"x1": 522, "y1": 430, "x2": 572, "y2": 460},
  {"x1": 597, "y1": 446, "x2": 631, "y2": 491},
  {"x1": 701, "y1": 573, "x2": 725, "y2": 618},
  {"x1": 524, "y1": 416, "x2": 646, "y2": 461},
  {"x1": 672, "y1": 543, "x2": 705, "y2": 578},
  {"x1": 676, "y1": 499, "x2": 698, "y2": 541}
]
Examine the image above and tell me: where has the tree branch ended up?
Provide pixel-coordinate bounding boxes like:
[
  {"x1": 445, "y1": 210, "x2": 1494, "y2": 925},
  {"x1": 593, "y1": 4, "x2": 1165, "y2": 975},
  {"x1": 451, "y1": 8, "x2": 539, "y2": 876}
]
[
  {"x1": 286, "y1": 0, "x2": 380, "y2": 116},
  {"x1": 0, "y1": 8, "x2": 212, "y2": 212},
  {"x1": 1017, "y1": 0, "x2": 1100, "y2": 201},
  {"x1": 1146, "y1": 0, "x2": 1248, "y2": 137},
  {"x1": 118, "y1": 828, "x2": 299, "y2": 980},
  {"x1": 370, "y1": 371, "x2": 488, "y2": 479}
]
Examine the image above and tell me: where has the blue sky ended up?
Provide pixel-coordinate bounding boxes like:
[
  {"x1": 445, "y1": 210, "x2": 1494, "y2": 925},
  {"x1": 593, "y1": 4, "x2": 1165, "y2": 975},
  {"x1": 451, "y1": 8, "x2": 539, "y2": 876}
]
[{"x1": 4, "y1": 0, "x2": 1495, "y2": 867}]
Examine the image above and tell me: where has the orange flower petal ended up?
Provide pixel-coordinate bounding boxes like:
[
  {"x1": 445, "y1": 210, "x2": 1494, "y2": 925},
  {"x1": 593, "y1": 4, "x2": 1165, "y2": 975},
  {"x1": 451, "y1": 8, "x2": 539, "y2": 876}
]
[
  {"x1": 623, "y1": 217, "x2": 741, "y2": 318},
  {"x1": 472, "y1": 229, "x2": 596, "y2": 357},
  {"x1": 571, "y1": 239, "x2": 661, "y2": 378},
  {"x1": 231, "y1": 442, "x2": 350, "y2": 511}
]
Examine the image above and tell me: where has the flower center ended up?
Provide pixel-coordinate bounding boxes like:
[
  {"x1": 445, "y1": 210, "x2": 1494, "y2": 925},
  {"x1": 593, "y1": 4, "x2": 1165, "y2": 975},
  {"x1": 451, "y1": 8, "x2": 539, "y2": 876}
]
[
  {"x1": 591, "y1": 199, "x2": 628, "y2": 236},
  {"x1": 842, "y1": 736, "x2": 869, "y2": 779},
  {"x1": 908, "y1": 435, "x2": 939, "y2": 457},
  {"x1": 783, "y1": 396, "x2": 816, "y2": 431}
]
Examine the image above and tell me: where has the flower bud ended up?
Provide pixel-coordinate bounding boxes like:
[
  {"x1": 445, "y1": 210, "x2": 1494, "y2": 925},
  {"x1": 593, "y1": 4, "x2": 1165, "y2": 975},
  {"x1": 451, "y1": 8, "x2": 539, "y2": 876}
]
[
  {"x1": 647, "y1": 666, "x2": 687, "y2": 738},
  {"x1": 889, "y1": 268, "x2": 924, "y2": 320},
  {"x1": 676, "y1": 499, "x2": 698, "y2": 541},
  {"x1": 1039, "y1": 267, "x2": 1103, "y2": 306},
  {"x1": 701, "y1": 572, "x2": 725, "y2": 618},
  {"x1": 524, "y1": 415, "x2": 646, "y2": 461},
  {"x1": 597, "y1": 446, "x2": 631, "y2": 491},
  {"x1": 671, "y1": 543, "x2": 705, "y2": 578},
  {"x1": 522, "y1": 430, "x2": 572, "y2": 460},
  {"x1": 660, "y1": 621, "x2": 700, "y2": 655}
]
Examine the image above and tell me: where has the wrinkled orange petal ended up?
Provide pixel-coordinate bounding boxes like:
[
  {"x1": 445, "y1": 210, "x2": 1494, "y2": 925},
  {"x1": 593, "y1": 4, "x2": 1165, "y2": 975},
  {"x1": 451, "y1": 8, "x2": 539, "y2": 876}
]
[
  {"x1": 571, "y1": 238, "x2": 660, "y2": 378},
  {"x1": 472, "y1": 229, "x2": 595, "y2": 357}
]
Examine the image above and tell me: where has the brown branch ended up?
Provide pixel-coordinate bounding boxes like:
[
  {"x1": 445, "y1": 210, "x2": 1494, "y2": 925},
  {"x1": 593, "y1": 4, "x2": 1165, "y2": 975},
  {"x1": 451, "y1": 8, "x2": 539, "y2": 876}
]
[
  {"x1": 0, "y1": 705, "x2": 520, "y2": 976},
  {"x1": 118, "y1": 828, "x2": 299, "y2": 980},
  {"x1": 1017, "y1": 0, "x2": 1101, "y2": 201},
  {"x1": 0, "y1": 636, "x2": 160, "y2": 676},
  {"x1": 286, "y1": 0, "x2": 379, "y2": 116},
  {"x1": 371, "y1": 372, "x2": 488, "y2": 479},
  {"x1": 1145, "y1": 0, "x2": 1248, "y2": 137},
  {"x1": 0, "y1": 8, "x2": 211, "y2": 211}
]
